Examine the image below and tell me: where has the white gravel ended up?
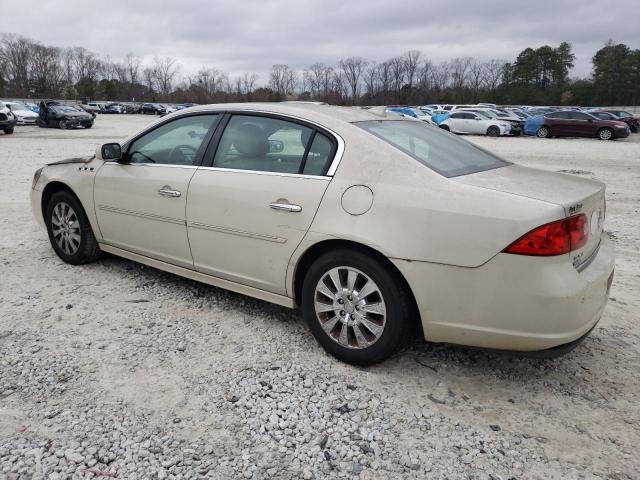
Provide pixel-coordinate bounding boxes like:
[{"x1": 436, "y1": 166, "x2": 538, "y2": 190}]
[{"x1": 0, "y1": 115, "x2": 638, "y2": 479}]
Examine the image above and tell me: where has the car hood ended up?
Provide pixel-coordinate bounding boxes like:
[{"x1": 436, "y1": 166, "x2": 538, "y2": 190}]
[{"x1": 453, "y1": 164, "x2": 603, "y2": 214}]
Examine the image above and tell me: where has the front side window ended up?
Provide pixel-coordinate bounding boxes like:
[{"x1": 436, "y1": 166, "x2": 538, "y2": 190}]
[
  {"x1": 355, "y1": 120, "x2": 509, "y2": 178},
  {"x1": 127, "y1": 114, "x2": 219, "y2": 165},
  {"x1": 213, "y1": 115, "x2": 315, "y2": 174}
]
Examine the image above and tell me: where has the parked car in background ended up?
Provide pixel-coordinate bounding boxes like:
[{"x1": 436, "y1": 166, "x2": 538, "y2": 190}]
[
  {"x1": 82, "y1": 104, "x2": 102, "y2": 115},
  {"x1": 597, "y1": 110, "x2": 639, "y2": 133},
  {"x1": 30, "y1": 103, "x2": 614, "y2": 364},
  {"x1": 439, "y1": 110, "x2": 513, "y2": 136},
  {"x1": 462, "y1": 108, "x2": 523, "y2": 134},
  {"x1": 163, "y1": 105, "x2": 177, "y2": 114},
  {"x1": 176, "y1": 103, "x2": 198, "y2": 110},
  {"x1": 103, "y1": 104, "x2": 123, "y2": 114},
  {"x1": 0, "y1": 101, "x2": 17, "y2": 134},
  {"x1": 5, "y1": 102, "x2": 39, "y2": 125},
  {"x1": 535, "y1": 111, "x2": 629, "y2": 140},
  {"x1": 37, "y1": 101, "x2": 94, "y2": 129},
  {"x1": 138, "y1": 103, "x2": 166, "y2": 115}
]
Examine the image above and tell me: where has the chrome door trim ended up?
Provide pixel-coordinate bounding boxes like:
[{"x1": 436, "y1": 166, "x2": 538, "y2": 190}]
[
  {"x1": 103, "y1": 161, "x2": 198, "y2": 169},
  {"x1": 97, "y1": 204, "x2": 186, "y2": 225},
  {"x1": 189, "y1": 222, "x2": 287, "y2": 244},
  {"x1": 195, "y1": 166, "x2": 332, "y2": 180}
]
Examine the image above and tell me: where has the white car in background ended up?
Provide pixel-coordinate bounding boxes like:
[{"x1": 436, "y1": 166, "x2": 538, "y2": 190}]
[
  {"x1": 30, "y1": 103, "x2": 614, "y2": 365},
  {"x1": 5, "y1": 102, "x2": 38, "y2": 125},
  {"x1": 439, "y1": 110, "x2": 513, "y2": 136}
]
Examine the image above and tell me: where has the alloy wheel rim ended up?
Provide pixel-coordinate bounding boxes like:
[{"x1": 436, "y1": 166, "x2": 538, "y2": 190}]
[
  {"x1": 51, "y1": 202, "x2": 81, "y2": 255},
  {"x1": 600, "y1": 129, "x2": 611, "y2": 140},
  {"x1": 538, "y1": 127, "x2": 548, "y2": 137},
  {"x1": 314, "y1": 266, "x2": 387, "y2": 349}
]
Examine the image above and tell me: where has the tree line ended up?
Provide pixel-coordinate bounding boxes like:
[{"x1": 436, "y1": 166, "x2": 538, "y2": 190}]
[{"x1": 1, "y1": 33, "x2": 638, "y2": 106}]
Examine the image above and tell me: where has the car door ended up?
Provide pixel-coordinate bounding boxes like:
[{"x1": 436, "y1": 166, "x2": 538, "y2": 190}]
[
  {"x1": 186, "y1": 113, "x2": 338, "y2": 295},
  {"x1": 569, "y1": 111, "x2": 598, "y2": 137},
  {"x1": 549, "y1": 112, "x2": 570, "y2": 136},
  {"x1": 447, "y1": 112, "x2": 466, "y2": 133},
  {"x1": 94, "y1": 113, "x2": 220, "y2": 268},
  {"x1": 466, "y1": 113, "x2": 484, "y2": 134}
]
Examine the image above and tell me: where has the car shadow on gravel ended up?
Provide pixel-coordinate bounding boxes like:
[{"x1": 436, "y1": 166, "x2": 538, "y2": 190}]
[{"x1": 97, "y1": 254, "x2": 627, "y2": 402}]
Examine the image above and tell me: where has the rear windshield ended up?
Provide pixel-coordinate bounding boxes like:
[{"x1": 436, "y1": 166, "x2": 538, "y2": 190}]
[{"x1": 354, "y1": 120, "x2": 510, "y2": 177}]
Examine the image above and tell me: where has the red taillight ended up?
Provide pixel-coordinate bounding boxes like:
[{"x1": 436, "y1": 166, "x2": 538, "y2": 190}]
[{"x1": 503, "y1": 214, "x2": 588, "y2": 256}]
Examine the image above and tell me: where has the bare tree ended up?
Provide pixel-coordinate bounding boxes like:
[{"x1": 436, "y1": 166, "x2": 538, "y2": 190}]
[
  {"x1": 269, "y1": 64, "x2": 297, "y2": 97},
  {"x1": 362, "y1": 61, "x2": 379, "y2": 100},
  {"x1": 339, "y1": 57, "x2": 367, "y2": 104},
  {"x1": 151, "y1": 56, "x2": 179, "y2": 99},
  {"x1": 482, "y1": 59, "x2": 506, "y2": 91},
  {"x1": 0, "y1": 34, "x2": 32, "y2": 95},
  {"x1": 468, "y1": 60, "x2": 485, "y2": 101},
  {"x1": 389, "y1": 56, "x2": 406, "y2": 102},
  {"x1": 304, "y1": 63, "x2": 334, "y2": 100},
  {"x1": 403, "y1": 50, "x2": 421, "y2": 100}
]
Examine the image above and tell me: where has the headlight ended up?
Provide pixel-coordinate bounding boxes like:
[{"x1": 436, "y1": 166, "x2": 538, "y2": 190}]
[{"x1": 32, "y1": 167, "x2": 44, "y2": 190}]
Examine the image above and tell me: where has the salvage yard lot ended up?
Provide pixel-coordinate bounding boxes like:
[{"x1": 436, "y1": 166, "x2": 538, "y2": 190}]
[{"x1": 1, "y1": 115, "x2": 638, "y2": 479}]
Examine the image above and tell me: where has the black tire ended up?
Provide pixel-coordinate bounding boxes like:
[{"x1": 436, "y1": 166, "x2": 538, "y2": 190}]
[
  {"x1": 3, "y1": 127, "x2": 13, "y2": 134},
  {"x1": 537, "y1": 126, "x2": 551, "y2": 138},
  {"x1": 598, "y1": 127, "x2": 613, "y2": 141},
  {"x1": 301, "y1": 249, "x2": 414, "y2": 366},
  {"x1": 439, "y1": 124, "x2": 450, "y2": 131},
  {"x1": 84, "y1": 123, "x2": 93, "y2": 129},
  {"x1": 487, "y1": 126, "x2": 500, "y2": 137},
  {"x1": 58, "y1": 120, "x2": 67, "y2": 130},
  {"x1": 45, "y1": 190, "x2": 101, "y2": 265}
]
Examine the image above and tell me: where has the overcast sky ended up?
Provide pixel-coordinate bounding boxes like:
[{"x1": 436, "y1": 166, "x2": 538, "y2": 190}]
[{"x1": 4, "y1": 0, "x2": 638, "y2": 83}]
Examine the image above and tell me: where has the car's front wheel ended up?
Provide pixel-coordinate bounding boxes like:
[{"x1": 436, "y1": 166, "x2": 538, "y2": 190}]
[
  {"x1": 487, "y1": 126, "x2": 500, "y2": 137},
  {"x1": 301, "y1": 249, "x2": 413, "y2": 365},
  {"x1": 598, "y1": 127, "x2": 613, "y2": 140},
  {"x1": 45, "y1": 191, "x2": 101, "y2": 265},
  {"x1": 58, "y1": 120, "x2": 67, "y2": 129},
  {"x1": 3, "y1": 126, "x2": 13, "y2": 134}
]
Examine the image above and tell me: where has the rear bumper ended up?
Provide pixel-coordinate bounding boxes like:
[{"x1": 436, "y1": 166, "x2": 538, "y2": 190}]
[{"x1": 392, "y1": 233, "x2": 615, "y2": 352}]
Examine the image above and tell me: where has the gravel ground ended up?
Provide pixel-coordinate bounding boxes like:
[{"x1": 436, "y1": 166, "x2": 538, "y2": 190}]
[{"x1": 0, "y1": 115, "x2": 638, "y2": 480}]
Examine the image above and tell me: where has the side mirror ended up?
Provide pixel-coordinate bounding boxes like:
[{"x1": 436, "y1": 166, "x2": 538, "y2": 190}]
[{"x1": 100, "y1": 143, "x2": 122, "y2": 161}]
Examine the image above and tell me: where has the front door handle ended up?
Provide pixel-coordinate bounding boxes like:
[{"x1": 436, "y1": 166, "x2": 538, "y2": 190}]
[
  {"x1": 158, "y1": 186, "x2": 181, "y2": 198},
  {"x1": 270, "y1": 202, "x2": 302, "y2": 213}
]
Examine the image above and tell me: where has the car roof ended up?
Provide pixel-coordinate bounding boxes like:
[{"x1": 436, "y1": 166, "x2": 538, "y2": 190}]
[{"x1": 187, "y1": 102, "x2": 390, "y2": 127}]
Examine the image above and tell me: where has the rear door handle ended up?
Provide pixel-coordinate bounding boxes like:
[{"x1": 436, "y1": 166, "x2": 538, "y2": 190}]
[
  {"x1": 158, "y1": 186, "x2": 181, "y2": 198},
  {"x1": 270, "y1": 202, "x2": 302, "y2": 213}
]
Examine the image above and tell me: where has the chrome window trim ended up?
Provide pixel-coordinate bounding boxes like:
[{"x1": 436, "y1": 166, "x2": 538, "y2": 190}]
[
  {"x1": 196, "y1": 165, "x2": 331, "y2": 180},
  {"x1": 114, "y1": 107, "x2": 345, "y2": 178}
]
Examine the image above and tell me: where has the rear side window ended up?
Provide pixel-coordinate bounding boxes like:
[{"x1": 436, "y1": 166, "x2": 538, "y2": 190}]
[
  {"x1": 303, "y1": 133, "x2": 333, "y2": 175},
  {"x1": 355, "y1": 120, "x2": 509, "y2": 178}
]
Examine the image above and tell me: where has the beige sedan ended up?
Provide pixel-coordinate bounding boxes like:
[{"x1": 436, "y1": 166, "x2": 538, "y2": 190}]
[{"x1": 30, "y1": 103, "x2": 614, "y2": 365}]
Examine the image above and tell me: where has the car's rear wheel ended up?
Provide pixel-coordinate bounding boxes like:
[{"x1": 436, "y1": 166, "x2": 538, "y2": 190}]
[
  {"x1": 3, "y1": 127, "x2": 13, "y2": 134},
  {"x1": 537, "y1": 126, "x2": 551, "y2": 138},
  {"x1": 487, "y1": 126, "x2": 500, "y2": 137},
  {"x1": 301, "y1": 249, "x2": 413, "y2": 365},
  {"x1": 598, "y1": 127, "x2": 613, "y2": 140},
  {"x1": 45, "y1": 191, "x2": 101, "y2": 265}
]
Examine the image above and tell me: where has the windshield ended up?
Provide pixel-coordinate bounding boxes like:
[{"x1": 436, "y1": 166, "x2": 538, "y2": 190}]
[
  {"x1": 9, "y1": 103, "x2": 30, "y2": 111},
  {"x1": 355, "y1": 120, "x2": 510, "y2": 178}
]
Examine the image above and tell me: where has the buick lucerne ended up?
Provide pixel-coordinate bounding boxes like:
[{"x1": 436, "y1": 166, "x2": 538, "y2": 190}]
[{"x1": 30, "y1": 103, "x2": 615, "y2": 365}]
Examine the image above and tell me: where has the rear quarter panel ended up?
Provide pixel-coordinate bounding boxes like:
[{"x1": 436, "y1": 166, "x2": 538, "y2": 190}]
[{"x1": 294, "y1": 123, "x2": 564, "y2": 270}]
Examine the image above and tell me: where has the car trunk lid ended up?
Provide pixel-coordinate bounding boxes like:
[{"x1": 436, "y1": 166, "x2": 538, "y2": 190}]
[{"x1": 454, "y1": 164, "x2": 605, "y2": 267}]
